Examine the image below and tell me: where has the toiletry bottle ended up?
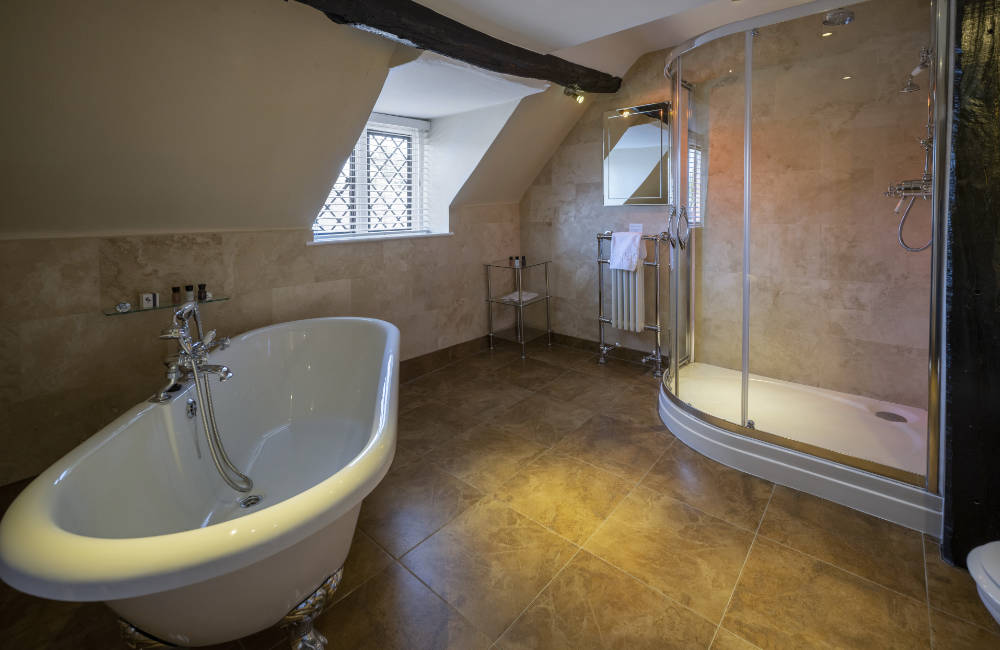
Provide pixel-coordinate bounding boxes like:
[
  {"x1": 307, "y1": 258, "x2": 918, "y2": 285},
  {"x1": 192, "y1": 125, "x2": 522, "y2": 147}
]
[
  {"x1": 197, "y1": 283, "x2": 207, "y2": 301},
  {"x1": 184, "y1": 285, "x2": 195, "y2": 301},
  {"x1": 172, "y1": 286, "x2": 181, "y2": 305},
  {"x1": 508, "y1": 256, "x2": 514, "y2": 267},
  {"x1": 521, "y1": 255, "x2": 526, "y2": 267}
]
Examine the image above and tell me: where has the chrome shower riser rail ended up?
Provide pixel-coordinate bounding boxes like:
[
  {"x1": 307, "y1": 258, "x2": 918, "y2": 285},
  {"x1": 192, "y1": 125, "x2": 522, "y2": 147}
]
[{"x1": 596, "y1": 231, "x2": 668, "y2": 377}]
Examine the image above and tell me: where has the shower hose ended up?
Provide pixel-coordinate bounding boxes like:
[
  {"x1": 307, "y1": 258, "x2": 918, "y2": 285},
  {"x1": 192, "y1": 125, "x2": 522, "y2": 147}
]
[
  {"x1": 190, "y1": 356, "x2": 254, "y2": 493},
  {"x1": 897, "y1": 196, "x2": 932, "y2": 252}
]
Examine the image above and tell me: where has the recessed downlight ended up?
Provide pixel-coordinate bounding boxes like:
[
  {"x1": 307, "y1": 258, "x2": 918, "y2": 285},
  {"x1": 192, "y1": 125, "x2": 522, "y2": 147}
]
[
  {"x1": 821, "y1": 31, "x2": 834, "y2": 37},
  {"x1": 842, "y1": 75, "x2": 853, "y2": 80}
]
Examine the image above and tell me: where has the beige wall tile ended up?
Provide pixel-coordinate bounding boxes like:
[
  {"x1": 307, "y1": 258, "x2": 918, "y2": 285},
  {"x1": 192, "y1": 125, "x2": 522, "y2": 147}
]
[
  {"x1": 518, "y1": 0, "x2": 933, "y2": 408},
  {"x1": 271, "y1": 279, "x2": 351, "y2": 322},
  {"x1": 0, "y1": 202, "x2": 520, "y2": 485},
  {"x1": 99, "y1": 233, "x2": 233, "y2": 307},
  {"x1": 0, "y1": 238, "x2": 100, "y2": 322}
]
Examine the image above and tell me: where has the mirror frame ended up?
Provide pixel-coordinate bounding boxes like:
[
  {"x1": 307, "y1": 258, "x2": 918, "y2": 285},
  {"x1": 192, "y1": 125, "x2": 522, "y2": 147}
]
[{"x1": 602, "y1": 101, "x2": 671, "y2": 206}]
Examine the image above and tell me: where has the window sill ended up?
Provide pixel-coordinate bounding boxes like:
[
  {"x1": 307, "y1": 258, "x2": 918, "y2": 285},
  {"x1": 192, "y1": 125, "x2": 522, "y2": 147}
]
[{"x1": 307, "y1": 231, "x2": 454, "y2": 246}]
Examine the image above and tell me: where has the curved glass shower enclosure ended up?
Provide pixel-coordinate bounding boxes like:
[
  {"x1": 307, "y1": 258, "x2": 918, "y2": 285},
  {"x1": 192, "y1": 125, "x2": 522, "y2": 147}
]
[{"x1": 657, "y1": 0, "x2": 948, "y2": 531}]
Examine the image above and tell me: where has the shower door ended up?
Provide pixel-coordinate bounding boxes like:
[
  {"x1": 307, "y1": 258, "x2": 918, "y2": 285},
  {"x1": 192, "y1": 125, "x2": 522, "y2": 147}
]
[
  {"x1": 663, "y1": 32, "x2": 747, "y2": 431},
  {"x1": 660, "y1": 0, "x2": 936, "y2": 488},
  {"x1": 745, "y1": 0, "x2": 932, "y2": 484}
]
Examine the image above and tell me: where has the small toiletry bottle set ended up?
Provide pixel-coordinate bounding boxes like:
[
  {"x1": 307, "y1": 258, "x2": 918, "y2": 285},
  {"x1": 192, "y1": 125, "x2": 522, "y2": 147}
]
[
  {"x1": 170, "y1": 284, "x2": 211, "y2": 305},
  {"x1": 139, "y1": 284, "x2": 212, "y2": 309},
  {"x1": 507, "y1": 255, "x2": 527, "y2": 268}
]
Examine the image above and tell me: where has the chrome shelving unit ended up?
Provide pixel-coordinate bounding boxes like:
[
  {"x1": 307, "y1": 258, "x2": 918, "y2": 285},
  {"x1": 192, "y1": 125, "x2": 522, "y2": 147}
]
[{"x1": 485, "y1": 259, "x2": 552, "y2": 359}]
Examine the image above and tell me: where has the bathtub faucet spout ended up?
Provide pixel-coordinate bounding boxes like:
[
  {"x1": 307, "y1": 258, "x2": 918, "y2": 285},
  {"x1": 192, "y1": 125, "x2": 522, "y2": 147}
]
[{"x1": 200, "y1": 364, "x2": 233, "y2": 382}]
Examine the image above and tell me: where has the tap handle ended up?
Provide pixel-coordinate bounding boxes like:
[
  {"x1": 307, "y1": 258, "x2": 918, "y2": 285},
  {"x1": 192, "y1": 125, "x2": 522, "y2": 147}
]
[
  {"x1": 160, "y1": 325, "x2": 187, "y2": 340},
  {"x1": 202, "y1": 329, "x2": 217, "y2": 346}
]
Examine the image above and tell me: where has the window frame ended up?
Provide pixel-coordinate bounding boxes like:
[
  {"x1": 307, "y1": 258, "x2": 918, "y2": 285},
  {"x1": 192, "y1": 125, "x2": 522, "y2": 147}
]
[{"x1": 312, "y1": 113, "x2": 430, "y2": 241}]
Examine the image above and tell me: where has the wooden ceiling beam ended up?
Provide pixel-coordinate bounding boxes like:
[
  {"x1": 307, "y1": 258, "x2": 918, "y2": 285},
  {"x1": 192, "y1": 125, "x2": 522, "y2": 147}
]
[{"x1": 292, "y1": 0, "x2": 622, "y2": 94}]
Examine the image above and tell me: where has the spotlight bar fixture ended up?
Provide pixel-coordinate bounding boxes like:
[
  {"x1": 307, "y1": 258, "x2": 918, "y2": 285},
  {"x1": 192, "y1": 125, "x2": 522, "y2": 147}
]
[{"x1": 564, "y1": 84, "x2": 585, "y2": 103}]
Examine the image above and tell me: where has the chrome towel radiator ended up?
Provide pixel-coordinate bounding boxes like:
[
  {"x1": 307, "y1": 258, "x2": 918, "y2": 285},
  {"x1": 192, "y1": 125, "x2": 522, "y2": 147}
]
[{"x1": 596, "y1": 231, "x2": 670, "y2": 377}]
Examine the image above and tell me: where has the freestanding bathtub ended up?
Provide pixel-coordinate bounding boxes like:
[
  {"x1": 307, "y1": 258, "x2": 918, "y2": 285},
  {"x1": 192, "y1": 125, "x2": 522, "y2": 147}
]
[{"x1": 0, "y1": 317, "x2": 398, "y2": 647}]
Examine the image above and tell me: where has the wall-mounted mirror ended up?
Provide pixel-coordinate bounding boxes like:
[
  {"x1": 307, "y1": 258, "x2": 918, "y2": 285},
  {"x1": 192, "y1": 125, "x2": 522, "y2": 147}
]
[{"x1": 603, "y1": 102, "x2": 670, "y2": 206}]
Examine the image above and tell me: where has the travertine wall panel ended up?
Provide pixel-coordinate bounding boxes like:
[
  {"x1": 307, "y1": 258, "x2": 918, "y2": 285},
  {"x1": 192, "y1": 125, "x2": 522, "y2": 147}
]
[
  {"x1": 0, "y1": 203, "x2": 518, "y2": 484},
  {"x1": 520, "y1": 0, "x2": 931, "y2": 408}
]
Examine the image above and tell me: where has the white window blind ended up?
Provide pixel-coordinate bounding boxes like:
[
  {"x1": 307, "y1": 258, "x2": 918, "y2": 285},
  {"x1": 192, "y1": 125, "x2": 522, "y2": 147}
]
[
  {"x1": 313, "y1": 115, "x2": 430, "y2": 239},
  {"x1": 687, "y1": 144, "x2": 705, "y2": 227}
]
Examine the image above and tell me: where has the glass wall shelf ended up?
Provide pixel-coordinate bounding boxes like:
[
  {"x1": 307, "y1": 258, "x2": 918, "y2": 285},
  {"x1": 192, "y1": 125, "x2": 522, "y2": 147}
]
[{"x1": 103, "y1": 296, "x2": 229, "y2": 317}]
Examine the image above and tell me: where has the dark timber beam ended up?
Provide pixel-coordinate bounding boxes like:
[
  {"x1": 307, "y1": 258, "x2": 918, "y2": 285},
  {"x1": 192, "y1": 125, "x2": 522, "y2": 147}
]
[
  {"x1": 292, "y1": 0, "x2": 623, "y2": 94},
  {"x1": 943, "y1": 0, "x2": 1000, "y2": 566}
]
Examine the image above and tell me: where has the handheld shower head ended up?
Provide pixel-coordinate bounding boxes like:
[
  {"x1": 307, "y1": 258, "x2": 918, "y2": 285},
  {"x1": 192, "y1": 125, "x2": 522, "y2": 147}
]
[{"x1": 900, "y1": 48, "x2": 932, "y2": 93}]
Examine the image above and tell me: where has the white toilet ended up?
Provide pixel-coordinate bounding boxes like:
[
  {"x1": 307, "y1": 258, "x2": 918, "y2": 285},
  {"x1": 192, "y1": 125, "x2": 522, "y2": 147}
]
[{"x1": 967, "y1": 541, "x2": 1000, "y2": 625}]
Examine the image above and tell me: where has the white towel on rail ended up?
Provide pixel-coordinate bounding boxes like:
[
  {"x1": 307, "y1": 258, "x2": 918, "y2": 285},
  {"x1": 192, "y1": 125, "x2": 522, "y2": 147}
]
[
  {"x1": 610, "y1": 267, "x2": 645, "y2": 333},
  {"x1": 609, "y1": 231, "x2": 646, "y2": 271}
]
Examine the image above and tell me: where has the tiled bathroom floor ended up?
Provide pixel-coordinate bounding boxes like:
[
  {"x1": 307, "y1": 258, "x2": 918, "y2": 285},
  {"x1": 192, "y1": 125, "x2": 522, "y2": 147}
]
[{"x1": 2, "y1": 342, "x2": 998, "y2": 649}]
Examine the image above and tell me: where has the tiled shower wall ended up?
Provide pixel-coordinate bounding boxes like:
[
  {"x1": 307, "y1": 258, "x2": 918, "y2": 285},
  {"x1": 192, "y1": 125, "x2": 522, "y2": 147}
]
[
  {"x1": 0, "y1": 203, "x2": 519, "y2": 485},
  {"x1": 520, "y1": 0, "x2": 931, "y2": 408}
]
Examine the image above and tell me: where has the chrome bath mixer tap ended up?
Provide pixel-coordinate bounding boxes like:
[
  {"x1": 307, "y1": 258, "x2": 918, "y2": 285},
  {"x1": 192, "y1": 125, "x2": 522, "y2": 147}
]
[{"x1": 150, "y1": 302, "x2": 253, "y2": 493}]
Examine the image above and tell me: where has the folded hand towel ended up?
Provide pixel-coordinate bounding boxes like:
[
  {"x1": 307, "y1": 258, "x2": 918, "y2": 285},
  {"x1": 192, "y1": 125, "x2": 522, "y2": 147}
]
[
  {"x1": 498, "y1": 290, "x2": 538, "y2": 303},
  {"x1": 609, "y1": 231, "x2": 646, "y2": 272}
]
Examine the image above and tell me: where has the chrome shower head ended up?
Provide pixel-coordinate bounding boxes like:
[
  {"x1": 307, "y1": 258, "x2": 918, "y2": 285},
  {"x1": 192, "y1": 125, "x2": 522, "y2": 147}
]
[
  {"x1": 900, "y1": 75, "x2": 921, "y2": 93},
  {"x1": 823, "y1": 8, "x2": 855, "y2": 26}
]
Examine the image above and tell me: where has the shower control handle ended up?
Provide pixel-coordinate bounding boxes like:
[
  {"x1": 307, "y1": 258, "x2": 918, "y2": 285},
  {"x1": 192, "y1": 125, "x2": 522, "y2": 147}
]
[
  {"x1": 665, "y1": 205, "x2": 678, "y2": 248},
  {"x1": 677, "y1": 206, "x2": 690, "y2": 250}
]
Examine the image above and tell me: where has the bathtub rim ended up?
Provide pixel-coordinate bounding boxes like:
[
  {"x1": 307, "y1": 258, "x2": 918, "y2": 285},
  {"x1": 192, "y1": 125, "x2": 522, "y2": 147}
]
[{"x1": 0, "y1": 317, "x2": 399, "y2": 602}]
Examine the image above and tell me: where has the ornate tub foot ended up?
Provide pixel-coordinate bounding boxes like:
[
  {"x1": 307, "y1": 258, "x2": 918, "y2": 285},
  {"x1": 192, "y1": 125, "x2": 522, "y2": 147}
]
[
  {"x1": 280, "y1": 567, "x2": 344, "y2": 650},
  {"x1": 118, "y1": 619, "x2": 171, "y2": 648}
]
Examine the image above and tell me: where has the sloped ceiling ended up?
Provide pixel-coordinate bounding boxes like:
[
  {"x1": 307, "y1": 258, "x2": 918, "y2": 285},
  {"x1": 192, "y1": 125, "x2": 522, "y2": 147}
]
[
  {"x1": 413, "y1": 0, "x2": 711, "y2": 53},
  {"x1": 0, "y1": 0, "x2": 396, "y2": 237},
  {"x1": 414, "y1": 0, "x2": 824, "y2": 76},
  {"x1": 454, "y1": 86, "x2": 587, "y2": 206},
  {"x1": 0, "y1": 0, "x2": 837, "y2": 237},
  {"x1": 374, "y1": 51, "x2": 548, "y2": 119}
]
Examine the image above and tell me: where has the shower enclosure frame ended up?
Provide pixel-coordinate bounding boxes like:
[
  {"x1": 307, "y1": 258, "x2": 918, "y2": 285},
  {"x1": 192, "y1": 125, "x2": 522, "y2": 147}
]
[{"x1": 657, "y1": 0, "x2": 952, "y2": 534}]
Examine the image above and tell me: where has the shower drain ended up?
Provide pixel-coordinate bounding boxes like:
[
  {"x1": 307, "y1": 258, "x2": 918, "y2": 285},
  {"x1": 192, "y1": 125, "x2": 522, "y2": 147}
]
[
  {"x1": 239, "y1": 495, "x2": 263, "y2": 508},
  {"x1": 875, "y1": 411, "x2": 908, "y2": 423}
]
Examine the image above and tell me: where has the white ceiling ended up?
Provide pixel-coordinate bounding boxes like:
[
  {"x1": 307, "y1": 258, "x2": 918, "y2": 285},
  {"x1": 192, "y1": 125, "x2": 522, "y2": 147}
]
[
  {"x1": 415, "y1": 0, "x2": 821, "y2": 76},
  {"x1": 373, "y1": 51, "x2": 548, "y2": 119},
  {"x1": 413, "y1": 0, "x2": 712, "y2": 52},
  {"x1": 554, "y1": 0, "x2": 820, "y2": 75},
  {"x1": 379, "y1": 0, "x2": 826, "y2": 120}
]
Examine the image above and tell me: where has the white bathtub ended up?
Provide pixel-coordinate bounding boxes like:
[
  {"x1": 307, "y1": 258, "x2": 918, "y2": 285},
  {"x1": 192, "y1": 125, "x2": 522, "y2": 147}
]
[{"x1": 0, "y1": 317, "x2": 398, "y2": 646}]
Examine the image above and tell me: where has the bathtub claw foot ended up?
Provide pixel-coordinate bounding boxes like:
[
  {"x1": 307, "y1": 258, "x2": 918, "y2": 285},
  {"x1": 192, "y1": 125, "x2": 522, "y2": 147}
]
[
  {"x1": 290, "y1": 627, "x2": 327, "y2": 650},
  {"x1": 281, "y1": 567, "x2": 343, "y2": 650},
  {"x1": 118, "y1": 619, "x2": 172, "y2": 648}
]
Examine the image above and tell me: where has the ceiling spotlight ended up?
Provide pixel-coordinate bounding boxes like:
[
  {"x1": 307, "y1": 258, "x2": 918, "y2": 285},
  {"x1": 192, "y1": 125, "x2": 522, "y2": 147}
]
[
  {"x1": 842, "y1": 75, "x2": 852, "y2": 80},
  {"x1": 821, "y1": 31, "x2": 834, "y2": 37},
  {"x1": 823, "y1": 8, "x2": 855, "y2": 26},
  {"x1": 564, "y1": 84, "x2": 585, "y2": 103}
]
